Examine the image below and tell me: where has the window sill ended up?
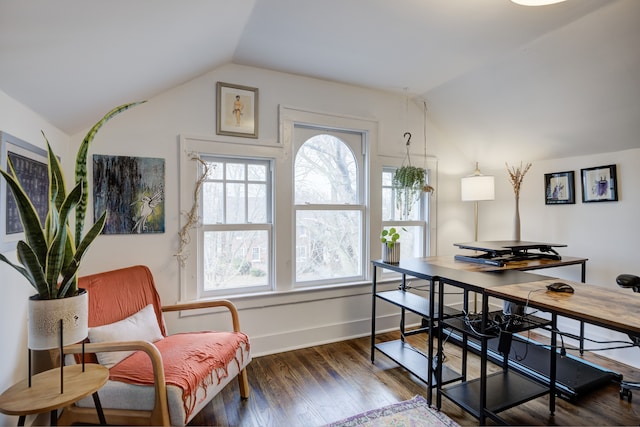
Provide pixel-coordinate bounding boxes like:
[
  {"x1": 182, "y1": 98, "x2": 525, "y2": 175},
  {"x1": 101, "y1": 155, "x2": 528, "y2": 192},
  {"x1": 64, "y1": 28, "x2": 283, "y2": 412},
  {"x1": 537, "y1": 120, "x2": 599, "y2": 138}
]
[{"x1": 175, "y1": 277, "x2": 404, "y2": 317}]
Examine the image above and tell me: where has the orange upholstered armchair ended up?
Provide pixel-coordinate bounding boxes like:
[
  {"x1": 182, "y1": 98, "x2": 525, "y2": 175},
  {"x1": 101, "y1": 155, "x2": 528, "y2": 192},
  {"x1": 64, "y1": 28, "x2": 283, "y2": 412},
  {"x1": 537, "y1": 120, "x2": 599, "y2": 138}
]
[{"x1": 58, "y1": 265, "x2": 251, "y2": 426}]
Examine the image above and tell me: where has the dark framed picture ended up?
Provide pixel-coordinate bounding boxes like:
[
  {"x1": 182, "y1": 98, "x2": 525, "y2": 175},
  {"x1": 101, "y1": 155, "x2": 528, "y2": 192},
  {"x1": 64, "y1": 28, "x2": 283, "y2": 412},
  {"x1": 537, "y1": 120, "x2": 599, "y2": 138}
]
[
  {"x1": 544, "y1": 171, "x2": 575, "y2": 205},
  {"x1": 0, "y1": 131, "x2": 50, "y2": 252},
  {"x1": 581, "y1": 164, "x2": 618, "y2": 203},
  {"x1": 216, "y1": 82, "x2": 259, "y2": 138}
]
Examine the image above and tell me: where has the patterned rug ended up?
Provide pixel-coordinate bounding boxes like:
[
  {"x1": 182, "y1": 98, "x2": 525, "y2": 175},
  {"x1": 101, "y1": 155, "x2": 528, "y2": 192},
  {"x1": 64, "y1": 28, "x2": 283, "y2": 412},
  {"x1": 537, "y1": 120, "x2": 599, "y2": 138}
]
[{"x1": 324, "y1": 395, "x2": 460, "y2": 427}]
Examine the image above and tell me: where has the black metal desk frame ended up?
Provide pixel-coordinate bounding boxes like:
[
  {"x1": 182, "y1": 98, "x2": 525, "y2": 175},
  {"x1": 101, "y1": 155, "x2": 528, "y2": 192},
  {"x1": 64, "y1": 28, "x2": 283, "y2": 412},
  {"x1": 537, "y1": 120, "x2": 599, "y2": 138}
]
[
  {"x1": 370, "y1": 260, "x2": 462, "y2": 405},
  {"x1": 435, "y1": 270, "x2": 556, "y2": 425}
]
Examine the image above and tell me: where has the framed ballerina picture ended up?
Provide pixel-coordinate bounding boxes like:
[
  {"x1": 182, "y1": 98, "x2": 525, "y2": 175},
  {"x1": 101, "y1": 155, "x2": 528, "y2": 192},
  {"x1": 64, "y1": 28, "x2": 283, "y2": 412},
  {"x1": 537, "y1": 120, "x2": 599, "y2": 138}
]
[{"x1": 216, "y1": 82, "x2": 259, "y2": 138}]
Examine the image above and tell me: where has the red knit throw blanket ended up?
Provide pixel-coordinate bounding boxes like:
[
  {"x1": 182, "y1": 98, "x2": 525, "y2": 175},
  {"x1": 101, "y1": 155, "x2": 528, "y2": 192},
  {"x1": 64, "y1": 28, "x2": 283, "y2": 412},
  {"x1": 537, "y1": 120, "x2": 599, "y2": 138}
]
[{"x1": 108, "y1": 331, "x2": 250, "y2": 424}]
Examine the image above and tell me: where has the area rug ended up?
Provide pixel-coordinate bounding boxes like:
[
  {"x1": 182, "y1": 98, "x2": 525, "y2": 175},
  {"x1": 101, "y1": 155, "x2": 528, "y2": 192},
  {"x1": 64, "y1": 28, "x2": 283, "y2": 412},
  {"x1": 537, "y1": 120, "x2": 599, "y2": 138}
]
[{"x1": 324, "y1": 395, "x2": 460, "y2": 427}]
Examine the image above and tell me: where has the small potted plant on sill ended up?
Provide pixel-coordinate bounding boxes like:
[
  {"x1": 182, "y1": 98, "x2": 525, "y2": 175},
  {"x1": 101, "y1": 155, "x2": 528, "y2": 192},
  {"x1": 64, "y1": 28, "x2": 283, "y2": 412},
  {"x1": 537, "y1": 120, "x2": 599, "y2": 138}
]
[
  {"x1": 0, "y1": 102, "x2": 143, "y2": 350},
  {"x1": 381, "y1": 227, "x2": 404, "y2": 264}
]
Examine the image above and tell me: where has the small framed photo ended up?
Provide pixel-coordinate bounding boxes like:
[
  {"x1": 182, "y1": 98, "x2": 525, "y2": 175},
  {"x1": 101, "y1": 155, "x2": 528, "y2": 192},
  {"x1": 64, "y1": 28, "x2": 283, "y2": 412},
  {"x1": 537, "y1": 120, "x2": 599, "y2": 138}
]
[
  {"x1": 216, "y1": 82, "x2": 258, "y2": 138},
  {"x1": 581, "y1": 164, "x2": 618, "y2": 203},
  {"x1": 544, "y1": 171, "x2": 575, "y2": 205}
]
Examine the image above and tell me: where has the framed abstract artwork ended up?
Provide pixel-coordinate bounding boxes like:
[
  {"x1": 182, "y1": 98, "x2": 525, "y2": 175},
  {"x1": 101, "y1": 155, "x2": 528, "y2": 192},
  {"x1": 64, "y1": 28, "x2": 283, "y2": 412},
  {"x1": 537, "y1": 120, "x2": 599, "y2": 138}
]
[
  {"x1": 581, "y1": 164, "x2": 618, "y2": 203},
  {"x1": 216, "y1": 82, "x2": 259, "y2": 138},
  {"x1": 544, "y1": 171, "x2": 575, "y2": 205},
  {"x1": 93, "y1": 155, "x2": 165, "y2": 234},
  {"x1": 0, "y1": 131, "x2": 49, "y2": 252}
]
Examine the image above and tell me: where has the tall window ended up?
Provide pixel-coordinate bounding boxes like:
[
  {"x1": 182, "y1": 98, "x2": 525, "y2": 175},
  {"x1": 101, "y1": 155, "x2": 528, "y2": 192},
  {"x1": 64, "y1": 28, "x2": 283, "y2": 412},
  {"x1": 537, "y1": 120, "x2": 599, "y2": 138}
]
[
  {"x1": 200, "y1": 156, "x2": 273, "y2": 296},
  {"x1": 382, "y1": 166, "x2": 428, "y2": 258},
  {"x1": 294, "y1": 128, "x2": 366, "y2": 287}
]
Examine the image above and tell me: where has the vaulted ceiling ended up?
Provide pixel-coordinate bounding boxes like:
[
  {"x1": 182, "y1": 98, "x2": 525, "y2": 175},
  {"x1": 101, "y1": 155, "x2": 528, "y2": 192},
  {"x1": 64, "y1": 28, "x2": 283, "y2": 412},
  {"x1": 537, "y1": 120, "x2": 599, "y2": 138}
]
[{"x1": 1, "y1": 0, "x2": 638, "y2": 161}]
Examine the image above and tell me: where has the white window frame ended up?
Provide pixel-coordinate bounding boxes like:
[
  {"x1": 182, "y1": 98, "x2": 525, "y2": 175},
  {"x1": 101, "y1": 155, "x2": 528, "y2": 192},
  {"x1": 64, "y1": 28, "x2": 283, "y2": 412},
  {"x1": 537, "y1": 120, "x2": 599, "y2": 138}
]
[
  {"x1": 293, "y1": 126, "x2": 367, "y2": 288},
  {"x1": 382, "y1": 165, "x2": 428, "y2": 258},
  {"x1": 178, "y1": 136, "x2": 278, "y2": 303},
  {"x1": 198, "y1": 155, "x2": 273, "y2": 298}
]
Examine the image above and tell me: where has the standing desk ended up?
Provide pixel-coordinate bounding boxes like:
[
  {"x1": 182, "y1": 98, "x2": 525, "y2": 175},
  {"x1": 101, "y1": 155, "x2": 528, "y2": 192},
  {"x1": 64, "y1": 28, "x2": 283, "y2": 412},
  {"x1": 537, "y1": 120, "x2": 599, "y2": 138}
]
[
  {"x1": 436, "y1": 264, "x2": 636, "y2": 424},
  {"x1": 370, "y1": 258, "x2": 564, "y2": 409},
  {"x1": 432, "y1": 267, "x2": 557, "y2": 424},
  {"x1": 371, "y1": 255, "x2": 624, "y2": 425}
]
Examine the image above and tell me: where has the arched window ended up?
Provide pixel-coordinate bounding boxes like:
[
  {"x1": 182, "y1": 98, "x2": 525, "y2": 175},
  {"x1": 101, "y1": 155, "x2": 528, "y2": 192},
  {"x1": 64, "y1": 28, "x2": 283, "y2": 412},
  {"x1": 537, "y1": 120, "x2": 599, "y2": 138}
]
[{"x1": 294, "y1": 128, "x2": 365, "y2": 286}]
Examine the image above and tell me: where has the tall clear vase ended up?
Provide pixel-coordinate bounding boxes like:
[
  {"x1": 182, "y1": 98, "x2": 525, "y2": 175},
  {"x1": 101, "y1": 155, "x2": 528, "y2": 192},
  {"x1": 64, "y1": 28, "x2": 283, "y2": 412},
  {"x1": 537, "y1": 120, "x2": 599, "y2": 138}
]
[{"x1": 514, "y1": 196, "x2": 521, "y2": 241}]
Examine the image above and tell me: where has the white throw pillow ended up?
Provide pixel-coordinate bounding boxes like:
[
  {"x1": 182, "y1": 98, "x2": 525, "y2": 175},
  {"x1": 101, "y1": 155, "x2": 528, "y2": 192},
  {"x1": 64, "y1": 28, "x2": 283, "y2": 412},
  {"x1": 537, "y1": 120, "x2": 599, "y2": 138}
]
[{"x1": 88, "y1": 304, "x2": 164, "y2": 369}]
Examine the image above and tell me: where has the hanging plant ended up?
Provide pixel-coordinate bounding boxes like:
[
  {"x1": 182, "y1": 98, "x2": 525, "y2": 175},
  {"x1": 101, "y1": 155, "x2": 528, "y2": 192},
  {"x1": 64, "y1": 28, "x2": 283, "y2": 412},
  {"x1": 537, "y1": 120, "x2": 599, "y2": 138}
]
[
  {"x1": 392, "y1": 132, "x2": 433, "y2": 219},
  {"x1": 393, "y1": 165, "x2": 425, "y2": 216}
]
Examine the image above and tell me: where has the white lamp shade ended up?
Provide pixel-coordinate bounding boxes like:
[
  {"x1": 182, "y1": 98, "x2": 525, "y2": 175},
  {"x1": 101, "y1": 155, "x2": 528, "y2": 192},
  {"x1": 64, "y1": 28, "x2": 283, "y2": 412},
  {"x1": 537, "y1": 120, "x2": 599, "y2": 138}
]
[{"x1": 461, "y1": 175, "x2": 495, "y2": 201}]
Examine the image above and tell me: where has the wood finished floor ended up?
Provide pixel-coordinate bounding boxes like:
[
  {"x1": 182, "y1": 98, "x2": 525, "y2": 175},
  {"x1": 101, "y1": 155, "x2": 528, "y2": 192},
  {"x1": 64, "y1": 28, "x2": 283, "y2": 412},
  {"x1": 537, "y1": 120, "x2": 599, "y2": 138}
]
[{"x1": 189, "y1": 331, "x2": 640, "y2": 426}]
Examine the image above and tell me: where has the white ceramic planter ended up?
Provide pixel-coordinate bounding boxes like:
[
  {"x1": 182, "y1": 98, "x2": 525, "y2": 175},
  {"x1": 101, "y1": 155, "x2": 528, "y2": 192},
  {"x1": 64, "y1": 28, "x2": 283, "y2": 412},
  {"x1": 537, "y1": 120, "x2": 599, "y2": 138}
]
[
  {"x1": 382, "y1": 242, "x2": 401, "y2": 264},
  {"x1": 28, "y1": 289, "x2": 89, "y2": 350}
]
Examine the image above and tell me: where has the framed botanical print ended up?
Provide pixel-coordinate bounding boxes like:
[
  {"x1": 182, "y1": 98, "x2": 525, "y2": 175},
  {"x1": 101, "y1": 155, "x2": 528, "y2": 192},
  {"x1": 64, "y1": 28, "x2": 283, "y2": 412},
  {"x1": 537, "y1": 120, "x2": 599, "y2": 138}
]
[
  {"x1": 544, "y1": 171, "x2": 575, "y2": 205},
  {"x1": 216, "y1": 82, "x2": 259, "y2": 138},
  {"x1": 581, "y1": 164, "x2": 618, "y2": 203}
]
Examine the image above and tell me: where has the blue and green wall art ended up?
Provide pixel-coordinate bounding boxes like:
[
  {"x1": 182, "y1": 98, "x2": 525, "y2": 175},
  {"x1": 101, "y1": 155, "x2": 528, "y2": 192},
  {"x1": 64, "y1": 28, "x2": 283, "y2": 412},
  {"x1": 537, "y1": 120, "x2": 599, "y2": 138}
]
[{"x1": 93, "y1": 154, "x2": 165, "y2": 234}]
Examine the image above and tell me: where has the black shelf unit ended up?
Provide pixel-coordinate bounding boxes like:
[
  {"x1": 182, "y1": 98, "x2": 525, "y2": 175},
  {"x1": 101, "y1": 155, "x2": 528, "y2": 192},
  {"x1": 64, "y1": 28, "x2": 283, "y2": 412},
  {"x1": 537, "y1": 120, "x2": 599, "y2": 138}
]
[
  {"x1": 444, "y1": 325, "x2": 621, "y2": 401},
  {"x1": 441, "y1": 370, "x2": 549, "y2": 420},
  {"x1": 371, "y1": 260, "x2": 466, "y2": 405},
  {"x1": 436, "y1": 274, "x2": 557, "y2": 425},
  {"x1": 374, "y1": 340, "x2": 461, "y2": 386},
  {"x1": 439, "y1": 310, "x2": 554, "y2": 423},
  {"x1": 443, "y1": 310, "x2": 552, "y2": 339},
  {"x1": 376, "y1": 290, "x2": 460, "y2": 320}
]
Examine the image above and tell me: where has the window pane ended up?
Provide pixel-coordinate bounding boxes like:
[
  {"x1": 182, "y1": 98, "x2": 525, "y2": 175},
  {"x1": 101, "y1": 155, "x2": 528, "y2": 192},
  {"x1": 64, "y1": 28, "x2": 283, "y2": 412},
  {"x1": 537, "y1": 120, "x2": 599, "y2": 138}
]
[
  {"x1": 382, "y1": 170, "x2": 393, "y2": 187},
  {"x1": 203, "y1": 230, "x2": 269, "y2": 290},
  {"x1": 295, "y1": 210, "x2": 362, "y2": 282},
  {"x1": 226, "y1": 183, "x2": 245, "y2": 223},
  {"x1": 394, "y1": 225, "x2": 423, "y2": 258},
  {"x1": 202, "y1": 182, "x2": 223, "y2": 224},
  {"x1": 226, "y1": 163, "x2": 245, "y2": 180},
  {"x1": 205, "y1": 161, "x2": 223, "y2": 179},
  {"x1": 248, "y1": 164, "x2": 266, "y2": 181},
  {"x1": 382, "y1": 187, "x2": 393, "y2": 221},
  {"x1": 248, "y1": 183, "x2": 266, "y2": 223},
  {"x1": 295, "y1": 135, "x2": 357, "y2": 204},
  {"x1": 395, "y1": 197, "x2": 421, "y2": 220}
]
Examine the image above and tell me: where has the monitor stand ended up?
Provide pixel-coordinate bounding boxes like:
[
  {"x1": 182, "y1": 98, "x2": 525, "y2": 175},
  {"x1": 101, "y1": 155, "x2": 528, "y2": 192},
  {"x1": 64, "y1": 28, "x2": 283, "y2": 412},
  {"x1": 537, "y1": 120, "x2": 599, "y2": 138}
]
[{"x1": 453, "y1": 240, "x2": 566, "y2": 267}]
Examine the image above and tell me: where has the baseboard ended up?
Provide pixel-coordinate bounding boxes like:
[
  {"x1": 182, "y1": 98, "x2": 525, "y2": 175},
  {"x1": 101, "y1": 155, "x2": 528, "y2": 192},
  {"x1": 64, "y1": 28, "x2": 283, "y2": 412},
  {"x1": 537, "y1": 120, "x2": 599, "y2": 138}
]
[{"x1": 250, "y1": 312, "x2": 421, "y2": 357}]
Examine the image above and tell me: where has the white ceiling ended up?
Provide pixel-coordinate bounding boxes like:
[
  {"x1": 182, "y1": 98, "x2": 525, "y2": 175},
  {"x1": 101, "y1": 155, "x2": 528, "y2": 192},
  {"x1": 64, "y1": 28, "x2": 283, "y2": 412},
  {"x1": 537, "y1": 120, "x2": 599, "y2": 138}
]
[{"x1": 1, "y1": 0, "x2": 638, "y2": 162}]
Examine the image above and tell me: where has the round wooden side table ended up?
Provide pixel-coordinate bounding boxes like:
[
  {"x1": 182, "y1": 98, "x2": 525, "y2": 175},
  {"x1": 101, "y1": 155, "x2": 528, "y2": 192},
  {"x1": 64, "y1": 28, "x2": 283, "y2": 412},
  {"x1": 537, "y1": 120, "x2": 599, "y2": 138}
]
[{"x1": 0, "y1": 364, "x2": 108, "y2": 426}]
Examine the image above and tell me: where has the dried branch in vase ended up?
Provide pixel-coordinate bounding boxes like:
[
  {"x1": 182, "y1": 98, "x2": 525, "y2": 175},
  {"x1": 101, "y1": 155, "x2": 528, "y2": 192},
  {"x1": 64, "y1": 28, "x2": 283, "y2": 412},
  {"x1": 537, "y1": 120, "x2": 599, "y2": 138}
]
[{"x1": 506, "y1": 161, "x2": 532, "y2": 198}]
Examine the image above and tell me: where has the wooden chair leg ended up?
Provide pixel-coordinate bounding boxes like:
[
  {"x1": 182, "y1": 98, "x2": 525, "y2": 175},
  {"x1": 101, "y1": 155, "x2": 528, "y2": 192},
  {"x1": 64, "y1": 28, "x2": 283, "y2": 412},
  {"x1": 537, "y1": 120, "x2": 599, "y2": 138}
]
[{"x1": 238, "y1": 369, "x2": 250, "y2": 399}]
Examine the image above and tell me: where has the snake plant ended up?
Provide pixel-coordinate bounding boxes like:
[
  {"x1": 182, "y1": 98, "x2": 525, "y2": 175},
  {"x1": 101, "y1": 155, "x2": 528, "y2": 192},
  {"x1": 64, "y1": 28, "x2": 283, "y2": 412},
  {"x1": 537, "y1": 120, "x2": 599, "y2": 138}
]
[{"x1": 0, "y1": 102, "x2": 144, "y2": 299}]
